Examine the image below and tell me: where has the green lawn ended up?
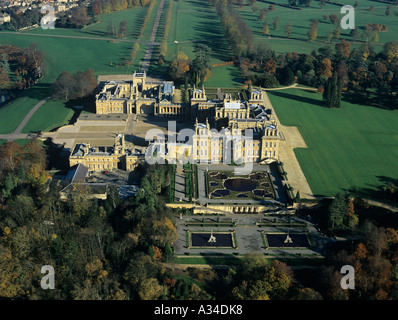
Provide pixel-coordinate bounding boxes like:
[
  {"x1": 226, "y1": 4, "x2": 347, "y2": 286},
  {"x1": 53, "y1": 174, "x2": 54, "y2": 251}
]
[
  {"x1": 0, "y1": 85, "x2": 48, "y2": 134},
  {"x1": 149, "y1": 0, "x2": 243, "y2": 87},
  {"x1": 268, "y1": 88, "x2": 398, "y2": 198},
  {"x1": 234, "y1": 0, "x2": 398, "y2": 55},
  {"x1": 21, "y1": 99, "x2": 75, "y2": 133}
]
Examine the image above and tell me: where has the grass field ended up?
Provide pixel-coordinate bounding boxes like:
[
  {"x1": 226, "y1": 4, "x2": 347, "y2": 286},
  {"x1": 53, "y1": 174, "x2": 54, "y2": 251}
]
[
  {"x1": 149, "y1": 0, "x2": 244, "y2": 87},
  {"x1": 21, "y1": 100, "x2": 75, "y2": 133},
  {"x1": 0, "y1": 5, "x2": 150, "y2": 134},
  {"x1": 234, "y1": 0, "x2": 398, "y2": 55},
  {"x1": 267, "y1": 88, "x2": 398, "y2": 198},
  {"x1": 0, "y1": 86, "x2": 49, "y2": 134}
]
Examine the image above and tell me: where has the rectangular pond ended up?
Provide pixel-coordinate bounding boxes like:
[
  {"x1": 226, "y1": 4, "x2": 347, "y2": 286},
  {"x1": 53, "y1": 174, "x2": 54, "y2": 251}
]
[
  {"x1": 190, "y1": 232, "x2": 235, "y2": 248},
  {"x1": 265, "y1": 233, "x2": 310, "y2": 248}
]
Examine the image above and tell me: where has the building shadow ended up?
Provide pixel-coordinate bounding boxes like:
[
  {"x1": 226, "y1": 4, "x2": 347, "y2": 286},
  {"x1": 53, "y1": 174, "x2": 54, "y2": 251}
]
[{"x1": 268, "y1": 90, "x2": 324, "y2": 108}]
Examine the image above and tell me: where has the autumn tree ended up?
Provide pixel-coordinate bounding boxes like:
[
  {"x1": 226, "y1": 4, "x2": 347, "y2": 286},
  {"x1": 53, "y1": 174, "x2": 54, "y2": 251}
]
[
  {"x1": 52, "y1": 69, "x2": 96, "y2": 100},
  {"x1": 263, "y1": 58, "x2": 277, "y2": 74},
  {"x1": 152, "y1": 217, "x2": 178, "y2": 246},
  {"x1": 383, "y1": 41, "x2": 398, "y2": 63},
  {"x1": 0, "y1": 244, "x2": 26, "y2": 298},
  {"x1": 168, "y1": 51, "x2": 191, "y2": 84},
  {"x1": 69, "y1": 7, "x2": 90, "y2": 28},
  {"x1": 0, "y1": 54, "x2": 11, "y2": 90},
  {"x1": 138, "y1": 278, "x2": 164, "y2": 300},
  {"x1": 231, "y1": 254, "x2": 293, "y2": 300},
  {"x1": 262, "y1": 21, "x2": 270, "y2": 36},
  {"x1": 329, "y1": 14, "x2": 339, "y2": 25},
  {"x1": 335, "y1": 39, "x2": 351, "y2": 59},
  {"x1": 318, "y1": 58, "x2": 333, "y2": 80}
]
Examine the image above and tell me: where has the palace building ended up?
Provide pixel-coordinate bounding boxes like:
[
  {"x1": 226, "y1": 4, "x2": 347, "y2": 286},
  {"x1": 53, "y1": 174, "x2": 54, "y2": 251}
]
[
  {"x1": 95, "y1": 72, "x2": 189, "y2": 118},
  {"x1": 69, "y1": 133, "x2": 145, "y2": 172},
  {"x1": 71, "y1": 73, "x2": 281, "y2": 172},
  {"x1": 165, "y1": 116, "x2": 279, "y2": 165}
]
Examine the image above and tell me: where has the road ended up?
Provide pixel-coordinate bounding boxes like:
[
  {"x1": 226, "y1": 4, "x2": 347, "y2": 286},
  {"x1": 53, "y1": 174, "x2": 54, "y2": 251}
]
[
  {"x1": 0, "y1": 96, "x2": 51, "y2": 141},
  {"x1": 141, "y1": 0, "x2": 165, "y2": 73}
]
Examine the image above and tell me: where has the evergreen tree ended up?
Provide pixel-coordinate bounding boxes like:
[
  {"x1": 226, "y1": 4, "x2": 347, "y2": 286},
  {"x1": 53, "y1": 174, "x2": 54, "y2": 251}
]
[
  {"x1": 295, "y1": 191, "x2": 301, "y2": 203},
  {"x1": 148, "y1": 245, "x2": 154, "y2": 261},
  {"x1": 164, "y1": 242, "x2": 173, "y2": 262},
  {"x1": 323, "y1": 72, "x2": 341, "y2": 108},
  {"x1": 0, "y1": 54, "x2": 10, "y2": 75},
  {"x1": 327, "y1": 193, "x2": 347, "y2": 234},
  {"x1": 279, "y1": 66, "x2": 295, "y2": 85},
  {"x1": 2, "y1": 173, "x2": 16, "y2": 199}
]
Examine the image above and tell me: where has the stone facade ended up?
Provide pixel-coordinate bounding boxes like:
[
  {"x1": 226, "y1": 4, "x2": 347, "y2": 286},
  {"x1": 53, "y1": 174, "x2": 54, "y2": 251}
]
[
  {"x1": 69, "y1": 133, "x2": 145, "y2": 172},
  {"x1": 74, "y1": 73, "x2": 281, "y2": 172},
  {"x1": 95, "y1": 72, "x2": 189, "y2": 118}
]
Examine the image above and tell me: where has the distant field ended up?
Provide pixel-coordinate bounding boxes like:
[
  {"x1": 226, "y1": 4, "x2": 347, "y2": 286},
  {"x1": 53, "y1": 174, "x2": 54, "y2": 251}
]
[
  {"x1": 235, "y1": 0, "x2": 398, "y2": 54},
  {"x1": 0, "y1": 6, "x2": 151, "y2": 134},
  {"x1": 268, "y1": 88, "x2": 398, "y2": 198},
  {"x1": 149, "y1": 0, "x2": 244, "y2": 87}
]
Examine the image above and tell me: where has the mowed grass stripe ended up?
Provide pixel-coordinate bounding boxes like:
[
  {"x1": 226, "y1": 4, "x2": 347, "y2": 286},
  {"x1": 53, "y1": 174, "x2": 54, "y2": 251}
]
[
  {"x1": 268, "y1": 88, "x2": 398, "y2": 197},
  {"x1": 164, "y1": 0, "x2": 243, "y2": 87}
]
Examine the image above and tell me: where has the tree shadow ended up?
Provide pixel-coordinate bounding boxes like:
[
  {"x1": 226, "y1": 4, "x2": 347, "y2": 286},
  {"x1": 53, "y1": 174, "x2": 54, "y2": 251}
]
[
  {"x1": 343, "y1": 92, "x2": 397, "y2": 111},
  {"x1": 43, "y1": 137, "x2": 70, "y2": 171},
  {"x1": 341, "y1": 175, "x2": 398, "y2": 207},
  {"x1": 267, "y1": 90, "x2": 324, "y2": 107}
]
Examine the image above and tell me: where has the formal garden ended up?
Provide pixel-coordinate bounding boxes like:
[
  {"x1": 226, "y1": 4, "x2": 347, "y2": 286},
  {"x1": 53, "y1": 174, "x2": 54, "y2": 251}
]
[
  {"x1": 206, "y1": 170, "x2": 276, "y2": 200},
  {"x1": 184, "y1": 162, "x2": 199, "y2": 201}
]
